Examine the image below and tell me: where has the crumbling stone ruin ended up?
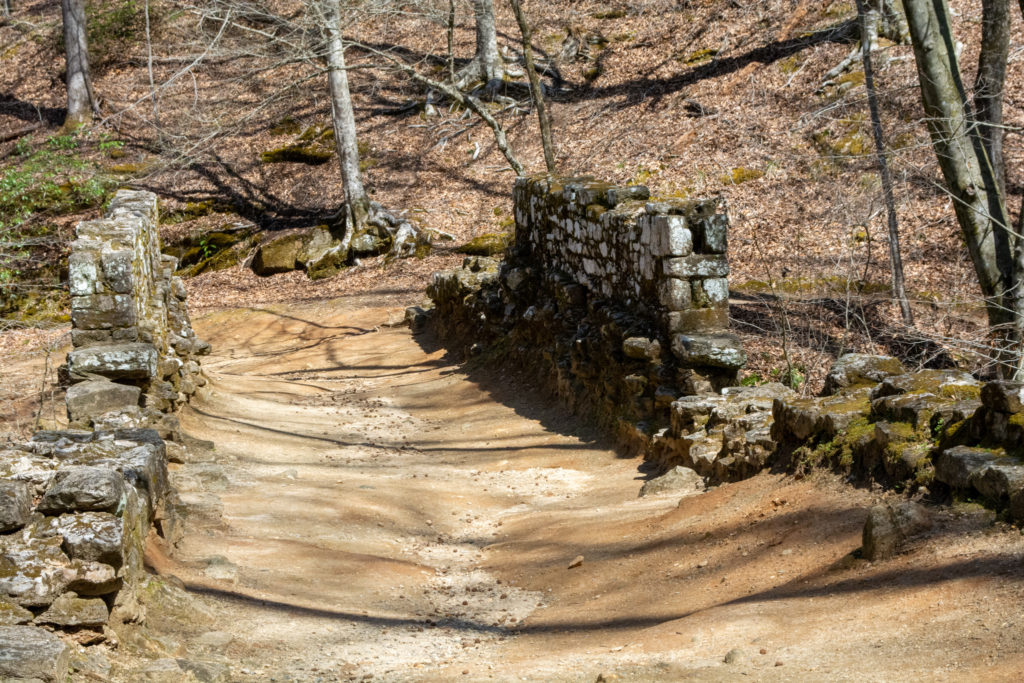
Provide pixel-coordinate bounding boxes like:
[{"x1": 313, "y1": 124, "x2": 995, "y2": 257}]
[
  {"x1": 1, "y1": 191, "x2": 207, "y2": 680},
  {"x1": 424, "y1": 175, "x2": 1024, "y2": 530}
]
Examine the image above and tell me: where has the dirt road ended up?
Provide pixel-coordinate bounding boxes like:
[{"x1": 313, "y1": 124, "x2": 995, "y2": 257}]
[{"x1": 128, "y1": 295, "x2": 1024, "y2": 682}]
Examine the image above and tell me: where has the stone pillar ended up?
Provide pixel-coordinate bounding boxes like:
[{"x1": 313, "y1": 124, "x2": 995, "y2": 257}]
[{"x1": 65, "y1": 190, "x2": 208, "y2": 425}]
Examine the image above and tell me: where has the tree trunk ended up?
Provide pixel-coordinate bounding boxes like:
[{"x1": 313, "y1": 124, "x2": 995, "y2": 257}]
[
  {"x1": 61, "y1": 0, "x2": 96, "y2": 127},
  {"x1": 509, "y1": 0, "x2": 555, "y2": 173},
  {"x1": 455, "y1": 0, "x2": 503, "y2": 87},
  {"x1": 856, "y1": 0, "x2": 913, "y2": 326},
  {"x1": 974, "y1": 0, "x2": 1010, "y2": 195},
  {"x1": 447, "y1": 0, "x2": 456, "y2": 83},
  {"x1": 324, "y1": 0, "x2": 369, "y2": 243},
  {"x1": 474, "y1": 0, "x2": 502, "y2": 82},
  {"x1": 904, "y1": 0, "x2": 1021, "y2": 375},
  {"x1": 2, "y1": 0, "x2": 11, "y2": 19}
]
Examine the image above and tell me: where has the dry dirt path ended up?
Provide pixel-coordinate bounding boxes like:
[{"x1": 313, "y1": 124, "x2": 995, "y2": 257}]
[{"x1": 131, "y1": 295, "x2": 1024, "y2": 682}]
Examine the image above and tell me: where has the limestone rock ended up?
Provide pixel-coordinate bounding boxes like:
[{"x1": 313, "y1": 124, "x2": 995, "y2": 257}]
[
  {"x1": 67, "y1": 342, "x2": 158, "y2": 380},
  {"x1": 980, "y1": 380, "x2": 1024, "y2": 414},
  {"x1": 54, "y1": 512, "x2": 124, "y2": 568},
  {"x1": 252, "y1": 231, "x2": 306, "y2": 275},
  {"x1": 822, "y1": 354, "x2": 905, "y2": 396},
  {"x1": 639, "y1": 466, "x2": 704, "y2": 497},
  {"x1": 970, "y1": 457, "x2": 1024, "y2": 502},
  {"x1": 934, "y1": 446, "x2": 1002, "y2": 491},
  {"x1": 0, "y1": 599, "x2": 33, "y2": 626},
  {"x1": 862, "y1": 502, "x2": 931, "y2": 560},
  {"x1": 37, "y1": 466, "x2": 126, "y2": 515},
  {"x1": 34, "y1": 591, "x2": 109, "y2": 627},
  {"x1": 0, "y1": 481, "x2": 32, "y2": 533},
  {"x1": 671, "y1": 333, "x2": 746, "y2": 369},
  {"x1": 65, "y1": 380, "x2": 142, "y2": 424},
  {"x1": 0, "y1": 534, "x2": 72, "y2": 607},
  {"x1": 0, "y1": 625, "x2": 72, "y2": 682},
  {"x1": 622, "y1": 337, "x2": 662, "y2": 361},
  {"x1": 66, "y1": 561, "x2": 121, "y2": 596}
]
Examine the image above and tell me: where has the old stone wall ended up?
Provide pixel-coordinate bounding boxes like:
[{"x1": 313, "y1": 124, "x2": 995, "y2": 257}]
[
  {"x1": 425, "y1": 176, "x2": 1024, "y2": 530},
  {"x1": 1, "y1": 191, "x2": 208, "y2": 668},
  {"x1": 513, "y1": 175, "x2": 744, "y2": 372}
]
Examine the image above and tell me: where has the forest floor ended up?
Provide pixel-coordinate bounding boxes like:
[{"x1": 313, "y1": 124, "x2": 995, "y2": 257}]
[{"x1": 73, "y1": 292, "x2": 1023, "y2": 681}]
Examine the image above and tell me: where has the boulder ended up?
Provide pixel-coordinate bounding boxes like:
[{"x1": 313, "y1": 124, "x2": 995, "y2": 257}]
[
  {"x1": 251, "y1": 231, "x2": 306, "y2": 275},
  {"x1": 37, "y1": 466, "x2": 126, "y2": 515},
  {"x1": 0, "y1": 481, "x2": 32, "y2": 533},
  {"x1": 862, "y1": 502, "x2": 931, "y2": 560},
  {"x1": 0, "y1": 625, "x2": 72, "y2": 682},
  {"x1": 970, "y1": 458, "x2": 1024, "y2": 503},
  {"x1": 822, "y1": 354, "x2": 905, "y2": 396},
  {"x1": 66, "y1": 379, "x2": 142, "y2": 423},
  {"x1": 639, "y1": 466, "x2": 704, "y2": 497},
  {"x1": 980, "y1": 380, "x2": 1024, "y2": 414}
]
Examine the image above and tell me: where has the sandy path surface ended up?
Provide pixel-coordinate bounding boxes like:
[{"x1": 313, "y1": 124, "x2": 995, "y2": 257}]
[{"x1": 129, "y1": 295, "x2": 1024, "y2": 682}]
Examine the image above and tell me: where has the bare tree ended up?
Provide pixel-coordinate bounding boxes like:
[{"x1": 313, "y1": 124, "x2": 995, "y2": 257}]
[
  {"x1": 61, "y1": 0, "x2": 98, "y2": 126},
  {"x1": 903, "y1": 0, "x2": 1022, "y2": 376},
  {"x1": 974, "y1": 0, "x2": 1010, "y2": 195},
  {"x1": 456, "y1": 0, "x2": 504, "y2": 87},
  {"x1": 323, "y1": 0, "x2": 370, "y2": 243},
  {"x1": 855, "y1": 0, "x2": 912, "y2": 326},
  {"x1": 509, "y1": 0, "x2": 554, "y2": 173},
  {"x1": 823, "y1": 0, "x2": 909, "y2": 85},
  {"x1": 2, "y1": 0, "x2": 11, "y2": 19}
]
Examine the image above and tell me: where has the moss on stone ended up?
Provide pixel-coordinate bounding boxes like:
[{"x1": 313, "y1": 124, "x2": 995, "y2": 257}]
[
  {"x1": 720, "y1": 167, "x2": 764, "y2": 185},
  {"x1": 109, "y1": 163, "x2": 143, "y2": 174},
  {"x1": 270, "y1": 116, "x2": 302, "y2": 136},
  {"x1": 457, "y1": 232, "x2": 513, "y2": 256}
]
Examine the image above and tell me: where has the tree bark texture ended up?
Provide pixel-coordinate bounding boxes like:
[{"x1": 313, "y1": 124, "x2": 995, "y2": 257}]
[
  {"x1": 974, "y1": 0, "x2": 1010, "y2": 195},
  {"x1": 904, "y1": 0, "x2": 1021, "y2": 375},
  {"x1": 61, "y1": 0, "x2": 95, "y2": 126},
  {"x1": 324, "y1": 0, "x2": 369, "y2": 241},
  {"x1": 855, "y1": 0, "x2": 913, "y2": 325},
  {"x1": 509, "y1": 0, "x2": 555, "y2": 173},
  {"x1": 466, "y1": 0, "x2": 502, "y2": 85}
]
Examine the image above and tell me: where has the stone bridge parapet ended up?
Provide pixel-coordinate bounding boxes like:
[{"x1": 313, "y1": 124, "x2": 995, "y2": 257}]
[{"x1": 1, "y1": 191, "x2": 209, "y2": 668}]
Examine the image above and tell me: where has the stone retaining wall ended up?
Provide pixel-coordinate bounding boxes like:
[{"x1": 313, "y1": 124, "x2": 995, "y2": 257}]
[
  {"x1": 424, "y1": 177, "x2": 1024, "y2": 528},
  {"x1": 1, "y1": 191, "x2": 207, "y2": 674},
  {"x1": 513, "y1": 175, "x2": 744, "y2": 373}
]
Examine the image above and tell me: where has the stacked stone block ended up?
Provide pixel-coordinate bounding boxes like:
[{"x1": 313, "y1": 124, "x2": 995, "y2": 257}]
[
  {"x1": 513, "y1": 175, "x2": 745, "y2": 377},
  {"x1": 1, "y1": 192, "x2": 208, "y2": 660},
  {"x1": 66, "y1": 190, "x2": 207, "y2": 424}
]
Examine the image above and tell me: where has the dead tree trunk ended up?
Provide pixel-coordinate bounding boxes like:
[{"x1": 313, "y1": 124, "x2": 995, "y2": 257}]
[
  {"x1": 855, "y1": 0, "x2": 913, "y2": 326},
  {"x1": 974, "y1": 0, "x2": 1010, "y2": 195},
  {"x1": 324, "y1": 0, "x2": 370, "y2": 245},
  {"x1": 509, "y1": 0, "x2": 555, "y2": 173},
  {"x1": 61, "y1": 0, "x2": 98, "y2": 127},
  {"x1": 904, "y1": 0, "x2": 1022, "y2": 376}
]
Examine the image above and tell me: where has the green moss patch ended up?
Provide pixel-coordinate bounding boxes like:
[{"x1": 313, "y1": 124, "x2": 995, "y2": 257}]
[
  {"x1": 720, "y1": 167, "x2": 764, "y2": 185},
  {"x1": 457, "y1": 232, "x2": 513, "y2": 256}
]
